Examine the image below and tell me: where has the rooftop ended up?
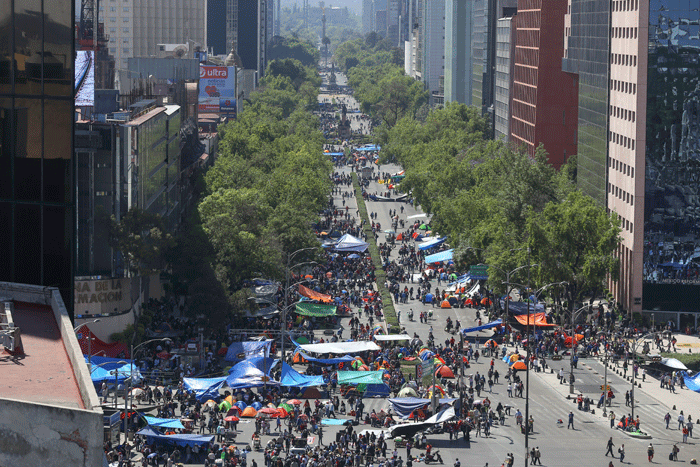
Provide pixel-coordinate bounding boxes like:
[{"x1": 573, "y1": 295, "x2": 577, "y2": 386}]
[{"x1": 2, "y1": 301, "x2": 85, "y2": 409}]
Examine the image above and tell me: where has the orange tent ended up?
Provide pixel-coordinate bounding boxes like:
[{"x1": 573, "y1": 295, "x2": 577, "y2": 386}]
[
  {"x1": 298, "y1": 284, "x2": 333, "y2": 303},
  {"x1": 512, "y1": 361, "x2": 527, "y2": 371},
  {"x1": 513, "y1": 313, "x2": 557, "y2": 327},
  {"x1": 440, "y1": 300, "x2": 451, "y2": 308},
  {"x1": 435, "y1": 365, "x2": 455, "y2": 379},
  {"x1": 241, "y1": 407, "x2": 258, "y2": 418},
  {"x1": 293, "y1": 352, "x2": 308, "y2": 364}
]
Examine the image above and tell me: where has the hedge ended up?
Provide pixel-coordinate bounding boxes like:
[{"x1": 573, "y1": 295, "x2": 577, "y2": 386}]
[{"x1": 352, "y1": 172, "x2": 400, "y2": 332}]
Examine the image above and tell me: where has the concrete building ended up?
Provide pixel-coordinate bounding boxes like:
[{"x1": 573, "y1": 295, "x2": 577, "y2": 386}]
[
  {"x1": 444, "y1": 0, "x2": 473, "y2": 105},
  {"x1": 363, "y1": 0, "x2": 375, "y2": 34},
  {"x1": 0, "y1": 0, "x2": 75, "y2": 315},
  {"x1": 405, "y1": 0, "x2": 422, "y2": 79},
  {"x1": 0, "y1": 282, "x2": 103, "y2": 467},
  {"x1": 510, "y1": 0, "x2": 577, "y2": 168},
  {"x1": 420, "y1": 0, "x2": 445, "y2": 102},
  {"x1": 564, "y1": 0, "x2": 700, "y2": 319},
  {"x1": 101, "y1": 0, "x2": 206, "y2": 72},
  {"x1": 494, "y1": 15, "x2": 515, "y2": 141},
  {"x1": 386, "y1": 0, "x2": 401, "y2": 46}
]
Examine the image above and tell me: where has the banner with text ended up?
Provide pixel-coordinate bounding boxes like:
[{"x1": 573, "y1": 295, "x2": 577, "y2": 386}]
[{"x1": 199, "y1": 65, "x2": 236, "y2": 118}]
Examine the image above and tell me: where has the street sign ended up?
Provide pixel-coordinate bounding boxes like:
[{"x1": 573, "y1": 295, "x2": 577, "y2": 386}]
[
  {"x1": 421, "y1": 360, "x2": 434, "y2": 388},
  {"x1": 469, "y1": 265, "x2": 489, "y2": 276}
]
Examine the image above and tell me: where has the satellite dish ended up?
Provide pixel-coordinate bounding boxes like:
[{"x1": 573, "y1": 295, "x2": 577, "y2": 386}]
[{"x1": 173, "y1": 45, "x2": 188, "y2": 58}]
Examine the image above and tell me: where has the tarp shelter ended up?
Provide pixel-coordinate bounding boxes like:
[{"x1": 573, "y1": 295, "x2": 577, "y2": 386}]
[
  {"x1": 334, "y1": 234, "x2": 369, "y2": 253},
  {"x1": 361, "y1": 383, "x2": 391, "y2": 397},
  {"x1": 298, "y1": 284, "x2": 333, "y2": 303},
  {"x1": 425, "y1": 406, "x2": 455, "y2": 424},
  {"x1": 425, "y1": 249, "x2": 454, "y2": 264},
  {"x1": 301, "y1": 387, "x2": 323, "y2": 398},
  {"x1": 77, "y1": 327, "x2": 129, "y2": 358},
  {"x1": 374, "y1": 334, "x2": 412, "y2": 342},
  {"x1": 293, "y1": 350, "x2": 355, "y2": 365},
  {"x1": 462, "y1": 319, "x2": 502, "y2": 334},
  {"x1": 682, "y1": 371, "x2": 700, "y2": 393},
  {"x1": 226, "y1": 359, "x2": 280, "y2": 389},
  {"x1": 295, "y1": 302, "x2": 337, "y2": 317},
  {"x1": 419, "y1": 237, "x2": 447, "y2": 251},
  {"x1": 388, "y1": 397, "x2": 458, "y2": 418},
  {"x1": 182, "y1": 376, "x2": 227, "y2": 402},
  {"x1": 144, "y1": 416, "x2": 185, "y2": 430},
  {"x1": 87, "y1": 356, "x2": 141, "y2": 384},
  {"x1": 280, "y1": 363, "x2": 326, "y2": 388},
  {"x1": 661, "y1": 358, "x2": 689, "y2": 370},
  {"x1": 357, "y1": 145, "x2": 381, "y2": 152},
  {"x1": 337, "y1": 371, "x2": 385, "y2": 385},
  {"x1": 513, "y1": 313, "x2": 556, "y2": 327},
  {"x1": 407, "y1": 214, "x2": 427, "y2": 219},
  {"x1": 299, "y1": 341, "x2": 380, "y2": 354},
  {"x1": 225, "y1": 340, "x2": 272, "y2": 362},
  {"x1": 502, "y1": 300, "x2": 545, "y2": 315},
  {"x1": 136, "y1": 427, "x2": 215, "y2": 448}
]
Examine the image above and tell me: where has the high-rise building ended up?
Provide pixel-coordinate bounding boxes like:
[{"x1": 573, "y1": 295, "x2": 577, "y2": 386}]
[
  {"x1": 208, "y1": 0, "x2": 228, "y2": 55},
  {"x1": 227, "y1": 0, "x2": 272, "y2": 77},
  {"x1": 420, "y1": 0, "x2": 445, "y2": 102},
  {"x1": 387, "y1": 0, "x2": 401, "y2": 46},
  {"x1": 405, "y1": 0, "x2": 421, "y2": 78},
  {"x1": 102, "y1": 0, "x2": 206, "y2": 72},
  {"x1": 363, "y1": 0, "x2": 374, "y2": 34},
  {"x1": 494, "y1": 15, "x2": 515, "y2": 140},
  {"x1": 562, "y1": 0, "x2": 611, "y2": 204},
  {"x1": 510, "y1": 0, "x2": 578, "y2": 168},
  {"x1": 444, "y1": 0, "x2": 473, "y2": 105},
  {"x1": 566, "y1": 0, "x2": 699, "y2": 319},
  {"x1": 0, "y1": 0, "x2": 75, "y2": 316}
]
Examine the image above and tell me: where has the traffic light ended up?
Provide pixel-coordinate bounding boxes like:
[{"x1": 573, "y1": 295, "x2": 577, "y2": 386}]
[{"x1": 600, "y1": 384, "x2": 611, "y2": 391}]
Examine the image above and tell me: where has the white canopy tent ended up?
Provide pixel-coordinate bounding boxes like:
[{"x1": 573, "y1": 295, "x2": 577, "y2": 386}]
[
  {"x1": 299, "y1": 341, "x2": 381, "y2": 354},
  {"x1": 374, "y1": 334, "x2": 412, "y2": 342}
]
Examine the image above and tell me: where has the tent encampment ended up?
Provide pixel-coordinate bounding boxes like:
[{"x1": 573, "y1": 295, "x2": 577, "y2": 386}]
[
  {"x1": 334, "y1": 234, "x2": 369, "y2": 252},
  {"x1": 280, "y1": 363, "x2": 326, "y2": 388},
  {"x1": 299, "y1": 341, "x2": 380, "y2": 354}
]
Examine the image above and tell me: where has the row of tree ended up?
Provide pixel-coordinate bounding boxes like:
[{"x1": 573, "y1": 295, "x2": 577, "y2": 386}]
[{"x1": 378, "y1": 103, "x2": 621, "y2": 314}]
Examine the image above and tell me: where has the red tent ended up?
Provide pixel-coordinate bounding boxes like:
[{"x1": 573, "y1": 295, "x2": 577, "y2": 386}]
[
  {"x1": 76, "y1": 326, "x2": 129, "y2": 358},
  {"x1": 435, "y1": 365, "x2": 455, "y2": 379}
]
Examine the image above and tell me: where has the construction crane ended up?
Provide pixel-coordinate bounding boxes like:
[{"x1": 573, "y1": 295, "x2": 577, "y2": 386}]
[{"x1": 78, "y1": 0, "x2": 106, "y2": 51}]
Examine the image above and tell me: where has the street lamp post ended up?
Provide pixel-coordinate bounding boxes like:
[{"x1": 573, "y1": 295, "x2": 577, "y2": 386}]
[
  {"x1": 568, "y1": 305, "x2": 590, "y2": 394},
  {"x1": 629, "y1": 333, "x2": 655, "y2": 420},
  {"x1": 283, "y1": 247, "x2": 319, "y2": 364},
  {"x1": 75, "y1": 319, "x2": 101, "y2": 373}
]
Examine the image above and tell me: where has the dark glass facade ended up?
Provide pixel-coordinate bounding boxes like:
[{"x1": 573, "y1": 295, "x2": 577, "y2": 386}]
[
  {"x1": 208, "y1": 0, "x2": 228, "y2": 56},
  {"x1": 643, "y1": 1, "x2": 700, "y2": 292},
  {"x1": 561, "y1": 0, "x2": 611, "y2": 205},
  {"x1": 472, "y1": 0, "x2": 488, "y2": 112},
  {"x1": 0, "y1": 0, "x2": 75, "y2": 317}
]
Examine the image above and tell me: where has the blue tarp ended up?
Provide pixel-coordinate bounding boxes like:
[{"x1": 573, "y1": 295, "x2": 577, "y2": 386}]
[
  {"x1": 226, "y1": 359, "x2": 280, "y2": 389},
  {"x1": 227, "y1": 357, "x2": 278, "y2": 375},
  {"x1": 136, "y1": 427, "x2": 214, "y2": 447},
  {"x1": 388, "y1": 397, "x2": 459, "y2": 418},
  {"x1": 182, "y1": 376, "x2": 227, "y2": 402},
  {"x1": 418, "y1": 237, "x2": 447, "y2": 251},
  {"x1": 425, "y1": 249, "x2": 454, "y2": 264},
  {"x1": 144, "y1": 416, "x2": 185, "y2": 430},
  {"x1": 683, "y1": 371, "x2": 700, "y2": 393},
  {"x1": 356, "y1": 145, "x2": 381, "y2": 152},
  {"x1": 280, "y1": 362, "x2": 326, "y2": 388},
  {"x1": 225, "y1": 340, "x2": 272, "y2": 362},
  {"x1": 363, "y1": 383, "x2": 390, "y2": 397},
  {"x1": 462, "y1": 319, "x2": 503, "y2": 334},
  {"x1": 501, "y1": 300, "x2": 545, "y2": 315},
  {"x1": 297, "y1": 351, "x2": 355, "y2": 365},
  {"x1": 321, "y1": 419, "x2": 349, "y2": 425},
  {"x1": 87, "y1": 356, "x2": 141, "y2": 384}
]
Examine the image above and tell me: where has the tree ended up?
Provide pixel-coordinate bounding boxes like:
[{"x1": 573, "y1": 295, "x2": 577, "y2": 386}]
[
  {"x1": 109, "y1": 208, "x2": 175, "y2": 276},
  {"x1": 527, "y1": 190, "x2": 621, "y2": 313}
]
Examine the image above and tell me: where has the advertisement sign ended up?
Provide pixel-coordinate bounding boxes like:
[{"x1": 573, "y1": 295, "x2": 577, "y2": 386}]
[
  {"x1": 199, "y1": 65, "x2": 236, "y2": 117},
  {"x1": 75, "y1": 50, "x2": 95, "y2": 107}
]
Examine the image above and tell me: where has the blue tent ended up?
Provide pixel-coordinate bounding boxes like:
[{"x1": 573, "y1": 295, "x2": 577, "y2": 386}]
[
  {"x1": 88, "y1": 356, "x2": 140, "y2": 384},
  {"x1": 683, "y1": 371, "x2": 700, "y2": 393},
  {"x1": 363, "y1": 383, "x2": 390, "y2": 397},
  {"x1": 280, "y1": 362, "x2": 326, "y2": 388},
  {"x1": 227, "y1": 357, "x2": 278, "y2": 375},
  {"x1": 296, "y1": 351, "x2": 355, "y2": 365},
  {"x1": 226, "y1": 359, "x2": 280, "y2": 389},
  {"x1": 425, "y1": 249, "x2": 454, "y2": 264},
  {"x1": 418, "y1": 237, "x2": 447, "y2": 251},
  {"x1": 225, "y1": 341, "x2": 272, "y2": 362},
  {"x1": 135, "y1": 427, "x2": 214, "y2": 448},
  {"x1": 144, "y1": 416, "x2": 185, "y2": 430},
  {"x1": 462, "y1": 319, "x2": 502, "y2": 334},
  {"x1": 182, "y1": 376, "x2": 227, "y2": 402}
]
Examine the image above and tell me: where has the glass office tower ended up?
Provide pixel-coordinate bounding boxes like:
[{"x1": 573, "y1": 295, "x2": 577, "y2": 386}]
[
  {"x1": 561, "y1": 0, "x2": 611, "y2": 205},
  {"x1": 0, "y1": 0, "x2": 75, "y2": 317}
]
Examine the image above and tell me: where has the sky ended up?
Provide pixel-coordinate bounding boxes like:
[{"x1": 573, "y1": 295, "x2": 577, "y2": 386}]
[{"x1": 281, "y1": 0, "x2": 363, "y2": 16}]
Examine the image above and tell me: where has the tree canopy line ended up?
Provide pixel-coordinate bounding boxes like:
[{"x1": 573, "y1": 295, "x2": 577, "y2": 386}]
[{"x1": 377, "y1": 103, "x2": 621, "y2": 318}]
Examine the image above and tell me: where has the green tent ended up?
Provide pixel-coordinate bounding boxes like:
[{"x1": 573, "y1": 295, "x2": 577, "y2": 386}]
[
  {"x1": 337, "y1": 371, "x2": 385, "y2": 385},
  {"x1": 295, "y1": 302, "x2": 337, "y2": 317}
]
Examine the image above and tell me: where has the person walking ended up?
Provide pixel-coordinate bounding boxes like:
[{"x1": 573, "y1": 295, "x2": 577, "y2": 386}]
[
  {"x1": 609, "y1": 411, "x2": 616, "y2": 429},
  {"x1": 647, "y1": 443, "x2": 654, "y2": 462},
  {"x1": 678, "y1": 411, "x2": 685, "y2": 430},
  {"x1": 568, "y1": 411, "x2": 575, "y2": 429},
  {"x1": 618, "y1": 444, "x2": 625, "y2": 463},
  {"x1": 672, "y1": 443, "x2": 679, "y2": 461},
  {"x1": 605, "y1": 437, "x2": 615, "y2": 457},
  {"x1": 533, "y1": 447, "x2": 541, "y2": 465},
  {"x1": 665, "y1": 412, "x2": 672, "y2": 429}
]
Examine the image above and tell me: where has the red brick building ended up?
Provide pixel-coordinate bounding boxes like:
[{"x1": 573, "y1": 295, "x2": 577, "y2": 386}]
[{"x1": 510, "y1": 0, "x2": 578, "y2": 169}]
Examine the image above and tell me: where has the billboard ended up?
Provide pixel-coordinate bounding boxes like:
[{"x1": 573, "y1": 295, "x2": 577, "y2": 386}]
[
  {"x1": 199, "y1": 65, "x2": 237, "y2": 117},
  {"x1": 75, "y1": 50, "x2": 95, "y2": 107}
]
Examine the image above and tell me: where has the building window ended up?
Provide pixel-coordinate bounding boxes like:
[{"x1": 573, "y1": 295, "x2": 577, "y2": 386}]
[
  {"x1": 110, "y1": 17, "x2": 116, "y2": 22},
  {"x1": 123, "y1": 6, "x2": 129, "y2": 12},
  {"x1": 123, "y1": 17, "x2": 129, "y2": 22},
  {"x1": 123, "y1": 47, "x2": 129, "y2": 53},
  {"x1": 123, "y1": 27, "x2": 129, "y2": 33}
]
